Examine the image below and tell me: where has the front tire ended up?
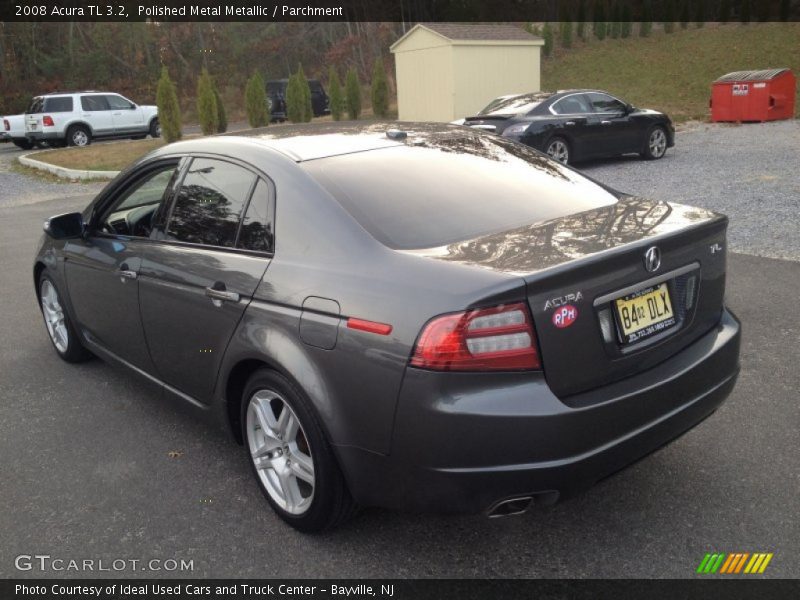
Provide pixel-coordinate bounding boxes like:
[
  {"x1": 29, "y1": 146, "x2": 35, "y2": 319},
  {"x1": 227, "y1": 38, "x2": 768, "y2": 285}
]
[
  {"x1": 149, "y1": 118, "x2": 161, "y2": 138},
  {"x1": 242, "y1": 369, "x2": 357, "y2": 532},
  {"x1": 38, "y1": 272, "x2": 92, "y2": 363},
  {"x1": 66, "y1": 125, "x2": 91, "y2": 147},
  {"x1": 545, "y1": 136, "x2": 570, "y2": 165},
  {"x1": 642, "y1": 125, "x2": 668, "y2": 160}
]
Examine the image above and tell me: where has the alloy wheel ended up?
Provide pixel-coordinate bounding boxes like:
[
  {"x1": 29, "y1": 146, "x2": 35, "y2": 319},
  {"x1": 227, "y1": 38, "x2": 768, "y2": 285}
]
[
  {"x1": 40, "y1": 280, "x2": 68, "y2": 353},
  {"x1": 246, "y1": 389, "x2": 315, "y2": 515},
  {"x1": 72, "y1": 130, "x2": 89, "y2": 146},
  {"x1": 649, "y1": 128, "x2": 667, "y2": 158},
  {"x1": 546, "y1": 139, "x2": 569, "y2": 164}
]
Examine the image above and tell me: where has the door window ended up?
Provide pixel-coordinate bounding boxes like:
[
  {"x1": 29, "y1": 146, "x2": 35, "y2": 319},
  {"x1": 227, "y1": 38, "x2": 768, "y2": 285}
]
[
  {"x1": 105, "y1": 95, "x2": 134, "y2": 110},
  {"x1": 586, "y1": 93, "x2": 627, "y2": 113},
  {"x1": 166, "y1": 158, "x2": 257, "y2": 248},
  {"x1": 81, "y1": 95, "x2": 110, "y2": 111},
  {"x1": 237, "y1": 179, "x2": 274, "y2": 253},
  {"x1": 551, "y1": 94, "x2": 592, "y2": 115},
  {"x1": 100, "y1": 164, "x2": 179, "y2": 237}
]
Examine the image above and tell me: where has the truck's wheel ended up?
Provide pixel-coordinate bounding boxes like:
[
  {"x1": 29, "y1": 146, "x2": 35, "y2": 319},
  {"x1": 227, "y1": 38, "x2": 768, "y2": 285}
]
[
  {"x1": 149, "y1": 119, "x2": 161, "y2": 138},
  {"x1": 67, "y1": 125, "x2": 91, "y2": 147},
  {"x1": 12, "y1": 138, "x2": 33, "y2": 150}
]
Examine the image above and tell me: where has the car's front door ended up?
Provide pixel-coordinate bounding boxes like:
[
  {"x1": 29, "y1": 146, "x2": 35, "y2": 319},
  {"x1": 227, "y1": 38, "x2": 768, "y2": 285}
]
[
  {"x1": 138, "y1": 157, "x2": 274, "y2": 404},
  {"x1": 585, "y1": 92, "x2": 639, "y2": 155},
  {"x1": 63, "y1": 160, "x2": 181, "y2": 371},
  {"x1": 106, "y1": 94, "x2": 144, "y2": 134},
  {"x1": 79, "y1": 94, "x2": 114, "y2": 135}
]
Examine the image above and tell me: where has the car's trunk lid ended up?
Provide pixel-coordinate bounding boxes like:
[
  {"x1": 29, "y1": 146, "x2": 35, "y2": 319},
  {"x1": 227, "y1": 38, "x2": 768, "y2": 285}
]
[
  {"x1": 463, "y1": 114, "x2": 516, "y2": 134},
  {"x1": 409, "y1": 196, "x2": 729, "y2": 398}
]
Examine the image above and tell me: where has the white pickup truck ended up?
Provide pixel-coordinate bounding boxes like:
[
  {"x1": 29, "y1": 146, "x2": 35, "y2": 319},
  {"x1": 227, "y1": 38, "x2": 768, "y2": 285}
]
[{"x1": 2, "y1": 114, "x2": 36, "y2": 149}]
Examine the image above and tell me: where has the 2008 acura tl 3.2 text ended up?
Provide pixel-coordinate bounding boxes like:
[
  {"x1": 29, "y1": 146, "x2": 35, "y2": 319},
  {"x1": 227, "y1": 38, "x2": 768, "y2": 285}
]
[{"x1": 33, "y1": 123, "x2": 740, "y2": 531}]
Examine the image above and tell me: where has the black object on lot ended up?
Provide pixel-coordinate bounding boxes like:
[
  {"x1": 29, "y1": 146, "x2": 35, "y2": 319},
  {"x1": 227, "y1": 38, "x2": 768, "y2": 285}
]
[{"x1": 461, "y1": 89, "x2": 675, "y2": 165}]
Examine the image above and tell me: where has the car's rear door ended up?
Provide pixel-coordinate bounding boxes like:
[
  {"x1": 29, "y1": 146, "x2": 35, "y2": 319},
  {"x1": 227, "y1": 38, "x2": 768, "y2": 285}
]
[
  {"x1": 63, "y1": 160, "x2": 182, "y2": 372},
  {"x1": 548, "y1": 93, "x2": 595, "y2": 157},
  {"x1": 137, "y1": 156, "x2": 274, "y2": 404},
  {"x1": 79, "y1": 94, "x2": 114, "y2": 135}
]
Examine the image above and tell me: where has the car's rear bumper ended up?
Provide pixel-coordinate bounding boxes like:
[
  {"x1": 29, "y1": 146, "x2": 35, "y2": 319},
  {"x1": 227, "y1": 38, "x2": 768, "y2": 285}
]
[
  {"x1": 336, "y1": 308, "x2": 740, "y2": 514},
  {"x1": 26, "y1": 131, "x2": 60, "y2": 141}
]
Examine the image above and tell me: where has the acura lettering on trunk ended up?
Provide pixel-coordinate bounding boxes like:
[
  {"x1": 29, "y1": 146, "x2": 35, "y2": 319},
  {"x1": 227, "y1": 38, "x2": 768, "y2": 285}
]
[{"x1": 33, "y1": 123, "x2": 741, "y2": 531}]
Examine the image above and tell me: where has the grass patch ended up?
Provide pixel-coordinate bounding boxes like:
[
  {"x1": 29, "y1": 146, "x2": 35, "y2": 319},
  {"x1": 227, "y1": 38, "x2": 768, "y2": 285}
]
[
  {"x1": 542, "y1": 23, "x2": 800, "y2": 122},
  {"x1": 31, "y1": 138, "x2": 166, "y2": 171}
]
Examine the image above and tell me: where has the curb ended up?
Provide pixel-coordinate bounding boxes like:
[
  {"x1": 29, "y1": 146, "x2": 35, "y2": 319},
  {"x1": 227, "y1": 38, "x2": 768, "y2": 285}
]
[{"x1": 19, "y1": 151, "x2": 120, "y2": 180}]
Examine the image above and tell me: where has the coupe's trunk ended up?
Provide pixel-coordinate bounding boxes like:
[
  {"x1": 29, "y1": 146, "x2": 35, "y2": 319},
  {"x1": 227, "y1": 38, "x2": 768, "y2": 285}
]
[{"x1": 413, "y1": 197, "x2": 729, "y2": 398}]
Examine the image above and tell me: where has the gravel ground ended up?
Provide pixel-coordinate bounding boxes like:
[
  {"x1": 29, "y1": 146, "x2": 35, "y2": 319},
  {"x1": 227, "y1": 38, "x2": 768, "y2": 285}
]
[
  {"x1": 581, "y1": 119, "x2": 800, "y2": 261},
  {"x1": 0, "y1": 144, "x2": 105, "y2": 208}
]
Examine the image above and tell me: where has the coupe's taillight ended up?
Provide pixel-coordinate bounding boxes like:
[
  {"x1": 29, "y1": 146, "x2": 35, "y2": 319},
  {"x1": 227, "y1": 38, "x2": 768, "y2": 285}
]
[
  {"x1": 410, "y1": 303, "x2": 541, "y2": 371},
  {"x1": 42, "y1": 115, "x2": 55, "y2": 127}
]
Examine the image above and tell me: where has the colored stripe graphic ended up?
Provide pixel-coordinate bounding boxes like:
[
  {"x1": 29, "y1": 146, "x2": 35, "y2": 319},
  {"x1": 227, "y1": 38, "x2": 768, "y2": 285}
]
[{"x1": 699, "y1": 552, "x2": 774, "y2": 574}]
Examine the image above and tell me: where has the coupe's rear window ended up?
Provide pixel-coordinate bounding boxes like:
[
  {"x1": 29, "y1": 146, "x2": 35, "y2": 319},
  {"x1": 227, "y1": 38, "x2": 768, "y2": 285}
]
[{"x1": 302, "y1": 135, "x2": 618, "y2": 250}]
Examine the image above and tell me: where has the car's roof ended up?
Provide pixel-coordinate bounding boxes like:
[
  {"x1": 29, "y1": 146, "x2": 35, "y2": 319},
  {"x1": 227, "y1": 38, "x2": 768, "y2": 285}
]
[{"x1": 151, "y1": 122, "x2": 487, "y2": 163}]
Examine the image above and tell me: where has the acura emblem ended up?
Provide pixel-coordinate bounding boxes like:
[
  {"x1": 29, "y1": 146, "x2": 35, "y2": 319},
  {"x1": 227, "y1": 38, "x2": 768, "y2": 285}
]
[{"x1": 644, "y1": 246, "x2": 661, "y2": 273}]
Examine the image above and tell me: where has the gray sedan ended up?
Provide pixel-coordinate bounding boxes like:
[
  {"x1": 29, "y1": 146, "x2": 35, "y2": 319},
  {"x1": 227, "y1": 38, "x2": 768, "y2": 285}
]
[{"x1": 33, "y1": 123, "x2": 740, "y2": 531}]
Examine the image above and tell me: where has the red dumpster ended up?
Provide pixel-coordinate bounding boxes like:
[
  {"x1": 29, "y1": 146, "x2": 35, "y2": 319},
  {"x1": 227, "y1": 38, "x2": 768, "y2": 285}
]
[{"x1": 710, "y1": 68, "x2": 796, "y2": 122}]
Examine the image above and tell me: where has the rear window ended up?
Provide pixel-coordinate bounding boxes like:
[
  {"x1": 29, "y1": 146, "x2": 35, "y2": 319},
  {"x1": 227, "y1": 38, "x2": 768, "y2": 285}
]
[
  {"x1": 27, "y1": 98, "x2": 44, "y2": 113},
  {"x1": 302, "y1": 135, "x2": 618, "y2": 250},
  {"x1": 479, "y1": 93, "x2": 551, "y2": 116},
  {"x1": 43, "y1": 97, "x2": 73, "y2": 112}
]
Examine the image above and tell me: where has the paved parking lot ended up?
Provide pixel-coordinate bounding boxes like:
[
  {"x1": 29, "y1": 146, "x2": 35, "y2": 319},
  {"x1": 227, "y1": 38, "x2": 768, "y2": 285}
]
[{"x1": 0, "y1": 123, "x2": 798, "y2": 579}]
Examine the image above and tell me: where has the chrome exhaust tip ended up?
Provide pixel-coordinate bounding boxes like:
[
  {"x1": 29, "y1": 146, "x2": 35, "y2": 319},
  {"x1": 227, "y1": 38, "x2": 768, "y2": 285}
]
[{"x1": 486, "y1": 496, "x2": 533, "y2": 518}]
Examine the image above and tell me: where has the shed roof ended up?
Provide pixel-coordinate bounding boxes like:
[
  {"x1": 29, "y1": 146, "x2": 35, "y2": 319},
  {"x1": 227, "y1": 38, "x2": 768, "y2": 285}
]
[
  {"x1": 714, "y1": 68, "x2": 791, "y2": 82},
  {"x1": 391, "y1": 23, "x2": 542, "y2": 51}
]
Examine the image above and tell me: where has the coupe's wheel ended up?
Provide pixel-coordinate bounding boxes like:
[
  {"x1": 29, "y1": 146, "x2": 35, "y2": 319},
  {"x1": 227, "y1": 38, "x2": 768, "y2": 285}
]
[
  {"x1": 38, "y1": 273, "x2": 92, "y2": 363},
  {"x1": 643, "y1": 126, "x2": 668, "y2": 160},
  {"x1": 66, "y1": 125, "x2": 91, "y2": 147},
  {"x1": 149, "y1": 119, "x2": 161, "y2": 138},
  {"x1": 545, "y1": 137, "x2": 570, "y2": 165},
  {"x1": 242, "y1": 369, "x2": 357, "y2": 532}
]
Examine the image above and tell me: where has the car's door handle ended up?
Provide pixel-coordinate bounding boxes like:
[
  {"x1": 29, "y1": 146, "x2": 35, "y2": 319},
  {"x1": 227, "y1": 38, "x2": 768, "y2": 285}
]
[
  {"x1": 205, "y1": 285, "x2": 240, "y2": 305},
  {"x1": 118, "y1": 265, "x2": 137, "y2": 281},
  {"x1": 82, "y1": 113, "x2": 91, "y2": 117},
  {"x1": 601, "y1": 120, "x2": 612, "y2": 125},
  {"x1": 112, "y1": 112, "x2": 122, "y2": 116},
  {"x1": 565, "y1": 121, "x2": 576, "y2": 126}
]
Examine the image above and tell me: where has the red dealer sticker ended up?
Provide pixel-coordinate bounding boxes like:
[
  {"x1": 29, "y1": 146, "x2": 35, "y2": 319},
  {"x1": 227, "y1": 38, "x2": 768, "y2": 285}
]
[{"x1": 552, "y1": 305, "x2": 578, "y2": 328}]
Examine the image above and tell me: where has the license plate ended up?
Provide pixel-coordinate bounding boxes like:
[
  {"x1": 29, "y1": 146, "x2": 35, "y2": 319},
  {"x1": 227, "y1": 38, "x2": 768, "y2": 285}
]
[{"x1": 614, "y1": 282, "x2": 675, "y2": 344}]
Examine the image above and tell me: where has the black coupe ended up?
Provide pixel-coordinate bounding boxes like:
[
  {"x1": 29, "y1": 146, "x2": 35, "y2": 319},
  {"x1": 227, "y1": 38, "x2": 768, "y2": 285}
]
[{"x1": 462, "y1": 90, "x2": 675, "y2": 165}]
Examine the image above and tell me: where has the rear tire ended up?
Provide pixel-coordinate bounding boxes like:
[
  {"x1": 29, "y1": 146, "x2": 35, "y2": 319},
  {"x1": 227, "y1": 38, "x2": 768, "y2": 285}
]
[
  {"x1": 12, "y1": 138, "x2": 33, "y2": 150},
  {"x1": 66, "y1": 125, "x2": 91, "y2": 147},
  {"x1": 545, "y1": 136, "x2": 571, "y2": 165},
  {"x1": 38, "y1": 272, "x2": 92, "y2": 363},
  {"x1": 241, "y1": 368, "x2": 357, "y2": 532},
  {"x1": 149, "y1": 118, "x2": 161, "y2": 138},
  {"x1": 642, "y1": 125, "x2": 668, "y2": 160}
]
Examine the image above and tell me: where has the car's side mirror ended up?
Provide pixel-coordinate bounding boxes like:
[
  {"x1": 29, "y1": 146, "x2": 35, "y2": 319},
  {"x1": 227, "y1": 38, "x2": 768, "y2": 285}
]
[
  {"x1": 129, "y1": 103, "x2": 137, "y2": 110},
  {"x1": 44, "y1": 212, "x2": 85, "y2": 239},
  {"x1": 625, "y1": 103, "x2": 634, "y2": 113}
]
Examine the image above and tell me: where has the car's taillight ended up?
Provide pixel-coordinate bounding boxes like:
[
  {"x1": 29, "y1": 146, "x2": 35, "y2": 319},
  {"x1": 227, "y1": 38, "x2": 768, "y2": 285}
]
[
  {"x1": 42, "y1": 115, "x2": 54, "y2": 127},
  {"x1": 3, "y1": 119, "x2": 9, "y2": 131},
  {"x1": 410, "y1": 303, "x2": 541, "y2": 371}
]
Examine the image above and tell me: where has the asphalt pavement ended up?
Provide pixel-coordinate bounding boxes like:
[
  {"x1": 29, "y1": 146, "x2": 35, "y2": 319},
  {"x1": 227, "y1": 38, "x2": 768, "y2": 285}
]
[{"x1": 0, "y1": 125, "x2": 798, "y2": 579}]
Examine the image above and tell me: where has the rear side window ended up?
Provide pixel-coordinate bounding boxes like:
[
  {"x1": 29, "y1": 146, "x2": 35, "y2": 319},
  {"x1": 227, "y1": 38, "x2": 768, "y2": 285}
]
[
  {"x1": 81, "y1": 95, "x2": 109, "y2": 111},
  {"x1": 166, "y1": 158, "x2": 256, "y2": 248},
  {"x1": 302, "y1": 135, "x2": 617, "y2": 250},
  {"x1": 43, "y1": 97, "x2": 73, "y2": 112},
  {"x1": 238, "y1": 179, "x2": 274, "y2": 253}
]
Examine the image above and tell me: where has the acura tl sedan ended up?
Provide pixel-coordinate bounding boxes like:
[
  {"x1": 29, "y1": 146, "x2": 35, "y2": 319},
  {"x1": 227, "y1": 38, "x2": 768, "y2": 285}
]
[
  {"x1": 460, "y1": 90, "x2": 675, "y2": 165},
  {"x1": 34, "y1": 123, "x2": 740, "y2": 531}
]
